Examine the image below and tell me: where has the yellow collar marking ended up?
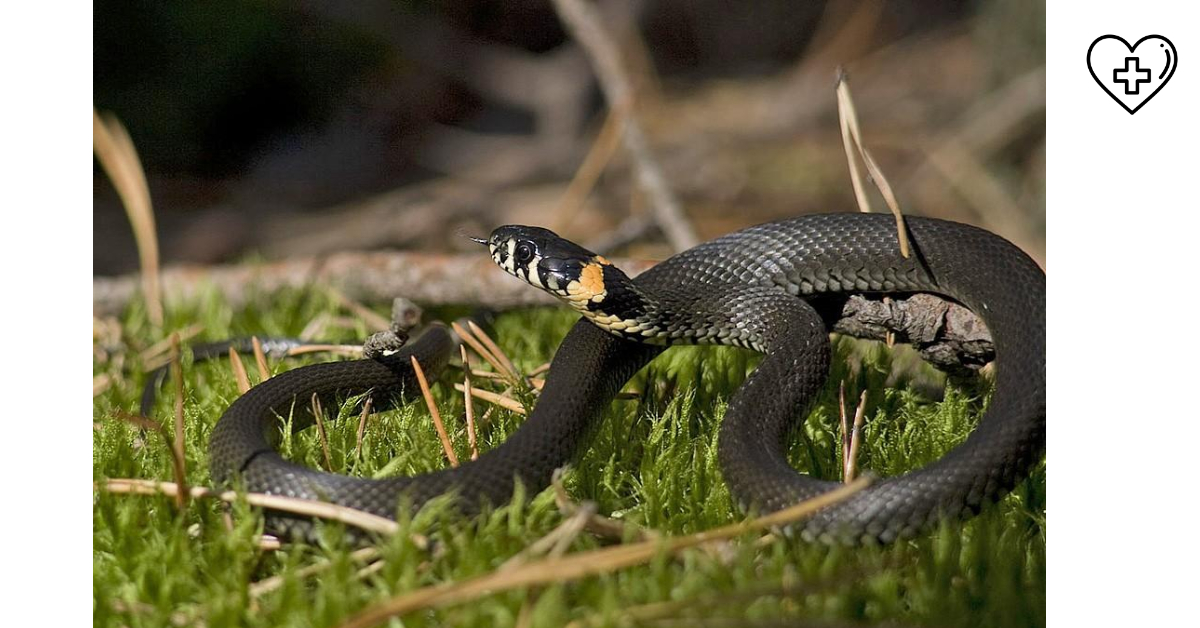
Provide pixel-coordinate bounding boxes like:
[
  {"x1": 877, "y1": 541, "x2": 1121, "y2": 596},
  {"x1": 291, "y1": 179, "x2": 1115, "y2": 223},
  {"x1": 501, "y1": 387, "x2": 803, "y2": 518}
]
[{"x1": 566, "y1": 262, "x2": 608, "y2": 304}]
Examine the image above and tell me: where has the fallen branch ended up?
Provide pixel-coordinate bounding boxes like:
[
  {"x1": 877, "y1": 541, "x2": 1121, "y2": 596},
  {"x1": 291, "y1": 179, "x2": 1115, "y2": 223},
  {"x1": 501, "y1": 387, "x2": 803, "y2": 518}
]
[
  {"x1": 94, "y1": 255, "x2": 994, "y2": 372},
  {"x1": 92, "y1": 252, "x2": 658, "y2": 317},
  {"x1": 831, "y1": 293, "x2": 994, "y2": 372}
]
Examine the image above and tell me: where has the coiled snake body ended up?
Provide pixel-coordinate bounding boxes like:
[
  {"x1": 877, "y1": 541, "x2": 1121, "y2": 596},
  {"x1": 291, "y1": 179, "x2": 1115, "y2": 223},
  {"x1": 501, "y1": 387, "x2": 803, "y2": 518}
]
[{"x1": 209, "y1": 213, "x2": 1045, "y2": 543}]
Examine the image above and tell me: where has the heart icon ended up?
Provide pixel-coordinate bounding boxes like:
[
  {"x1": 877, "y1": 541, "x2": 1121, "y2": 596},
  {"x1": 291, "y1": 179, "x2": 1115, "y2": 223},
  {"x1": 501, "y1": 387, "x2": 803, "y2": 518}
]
[{"x1": 1088, "y1": 35, "x2": 1177, "y2": 114}]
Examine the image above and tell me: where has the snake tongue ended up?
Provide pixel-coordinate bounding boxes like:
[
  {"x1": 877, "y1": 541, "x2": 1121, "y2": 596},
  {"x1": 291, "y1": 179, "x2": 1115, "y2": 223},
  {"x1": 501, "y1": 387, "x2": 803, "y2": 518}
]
[{"x1": 468, "y1": 236, "x2": 489, "y2": 246}]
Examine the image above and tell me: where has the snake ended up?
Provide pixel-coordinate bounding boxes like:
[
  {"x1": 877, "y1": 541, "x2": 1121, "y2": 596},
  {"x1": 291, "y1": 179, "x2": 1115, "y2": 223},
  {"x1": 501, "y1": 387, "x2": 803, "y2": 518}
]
[{"x1": 208, "y1": 212, "x2": 1045, "y2": 543}]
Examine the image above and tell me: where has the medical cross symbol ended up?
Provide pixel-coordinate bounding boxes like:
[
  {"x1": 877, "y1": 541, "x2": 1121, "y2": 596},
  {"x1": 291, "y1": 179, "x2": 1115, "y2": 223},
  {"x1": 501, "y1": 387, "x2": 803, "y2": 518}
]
[{"x1": 1113, "y1": 57, "x2": 1151, "y2": 95}]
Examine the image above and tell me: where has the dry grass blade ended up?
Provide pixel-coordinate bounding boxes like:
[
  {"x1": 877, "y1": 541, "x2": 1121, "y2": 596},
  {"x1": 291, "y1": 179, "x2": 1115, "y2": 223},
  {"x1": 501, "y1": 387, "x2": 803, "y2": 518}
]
[
  {"x1": 835, "y1": 71, "x2": 910, "y2": 258},
  {"x1": 250, "y1": 547, "x2": 381, "y2": 598},
  {"x1": 461, "y1": 346, "x2": 479, "y2": 461},
  {"x1": 451, "y1": 321, "x2": 519, "y2": 387},
  {"x1": 465, "y1": 369, "x2": 510, "y2": 383},
  {"x1": 551, "y1": 106, "x2": 630, "y2": 233},
  {"x1": 228, "y1": 346, "x2": 251, "y2": 394},
  {"x1": 453, "y1": 383, "x2": 526, "y2": 416},
  {"x1": 529, "y1": 362, "x2": 551, "y2": 377},
  {"x1": 411, "y1": 356, "x2": 459, "y2": 467},
  {"x1": 310, "y1": 393, "x2": 334, "y2": 472},
  {"x1": 93, "y1": 108, "x2": 163, "y2": 327},
  {"x1": 845, "y1": 390, "x2": 868, "y2": 483},
  {"x1": 467, "y1": 320, "x2": 525, "y2": 388},
  {"x1": 837, "y1": 75, "x2": 872, "y2": 217},
  {"x1": 354, "y1": 396, "x2": 373, "y2": 460},
  {"x1": 335, "y1": 478, "x2": 870, "y2": 628},
  {"x1": 99, "y1": 479, "x2": 401, "y2": 536},
  {"x1": 251, "y1": 337, "x2": 271, "y2": 381},
  {"x1": 499, "y1": 503, "x2": 595, "y2": 572},
  {"x1": 286, "y1": 344, "x2": 364, "y2": 357},
  {"x1": 169, "y1": 333, "x2": 188, "y2": 509},
  {"x1": 552, "y1": 468, "x2": 656, "y2": 542}
]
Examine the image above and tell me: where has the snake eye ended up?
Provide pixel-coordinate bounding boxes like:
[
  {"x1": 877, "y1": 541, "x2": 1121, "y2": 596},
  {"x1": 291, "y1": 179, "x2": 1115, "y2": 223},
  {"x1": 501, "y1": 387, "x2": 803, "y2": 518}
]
[{"x1": 515, "y1": 243, "x2": 534, "y2": 265}]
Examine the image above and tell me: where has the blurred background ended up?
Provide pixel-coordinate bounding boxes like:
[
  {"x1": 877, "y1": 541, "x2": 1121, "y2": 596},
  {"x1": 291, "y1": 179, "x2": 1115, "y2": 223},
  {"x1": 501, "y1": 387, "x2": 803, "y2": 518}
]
[{"x1": 93, "y1": 0, "x2": 1044, "y2": 278}]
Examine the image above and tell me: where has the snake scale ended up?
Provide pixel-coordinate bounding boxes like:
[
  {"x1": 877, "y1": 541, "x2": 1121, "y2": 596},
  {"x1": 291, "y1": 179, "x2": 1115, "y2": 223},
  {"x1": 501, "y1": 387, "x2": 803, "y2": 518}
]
[{"x1": 208, "y1": 213, "x2": 1045, "y2": 543}]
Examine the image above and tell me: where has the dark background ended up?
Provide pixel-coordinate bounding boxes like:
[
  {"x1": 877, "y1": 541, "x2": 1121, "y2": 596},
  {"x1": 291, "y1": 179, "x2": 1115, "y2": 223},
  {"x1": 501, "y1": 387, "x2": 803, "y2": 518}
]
[{"x1": 94, "y1": 0, "x2": 1045, "y2": 275}]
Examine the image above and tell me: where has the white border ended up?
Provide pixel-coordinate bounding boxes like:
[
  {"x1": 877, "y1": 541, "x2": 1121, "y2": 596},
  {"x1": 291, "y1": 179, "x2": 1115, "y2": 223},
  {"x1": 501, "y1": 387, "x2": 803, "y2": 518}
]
[
  {"x1": 11, "y1": 1, "x2": 1198, "y2": 624},
  {"x1": 1049, "y1": 2, "x2": 1199, "y2": 625},
  {"x1": 1, "y1": 2, "x2": 93, "y2": 625}
]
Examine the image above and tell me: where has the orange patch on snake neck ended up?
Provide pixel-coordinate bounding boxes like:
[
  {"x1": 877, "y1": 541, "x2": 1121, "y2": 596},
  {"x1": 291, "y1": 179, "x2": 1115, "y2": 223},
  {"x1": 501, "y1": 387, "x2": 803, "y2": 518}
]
[
  {"x1": 579, "y1": 263, "x2": 606, "y2": 296},
  {"x1": 592, "y1": 255, "x2": 612, "y2": 266}
]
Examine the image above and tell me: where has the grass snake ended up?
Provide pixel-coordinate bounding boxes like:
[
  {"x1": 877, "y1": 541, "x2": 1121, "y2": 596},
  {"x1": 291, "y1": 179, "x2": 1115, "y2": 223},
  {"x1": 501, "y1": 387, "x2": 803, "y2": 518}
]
[{"x1": 208, "y1": 213, "x2": 1045, "y2": 543}]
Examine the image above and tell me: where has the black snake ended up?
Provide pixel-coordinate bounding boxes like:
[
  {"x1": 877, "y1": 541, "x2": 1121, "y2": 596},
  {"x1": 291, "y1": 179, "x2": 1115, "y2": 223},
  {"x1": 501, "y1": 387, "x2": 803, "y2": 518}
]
[{"x1": 208, "y1": 213, "x2": 1045, "y2": 543}]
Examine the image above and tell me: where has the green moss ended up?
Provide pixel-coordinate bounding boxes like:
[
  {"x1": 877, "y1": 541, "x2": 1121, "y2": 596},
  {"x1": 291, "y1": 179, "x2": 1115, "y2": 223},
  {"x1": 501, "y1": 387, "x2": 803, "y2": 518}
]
[{"x1": 93, "y1": 291, "x2": 1044, "y2": 627}]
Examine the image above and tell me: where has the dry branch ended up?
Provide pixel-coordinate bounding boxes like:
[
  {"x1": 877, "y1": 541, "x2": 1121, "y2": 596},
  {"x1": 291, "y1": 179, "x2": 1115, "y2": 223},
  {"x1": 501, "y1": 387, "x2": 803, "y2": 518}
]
[
  {"x1": 550, "y1": 0, "x2": 699, "y2": 252},
  {"x1": 831, "y1": 293, "x2": 994, "y2": 373},
  {"x1": 92, "y1": 252, "x2": 658, "y2": 317},
  {"x1": 94, "y1": 253, "x2": 994, "y2": 372}
]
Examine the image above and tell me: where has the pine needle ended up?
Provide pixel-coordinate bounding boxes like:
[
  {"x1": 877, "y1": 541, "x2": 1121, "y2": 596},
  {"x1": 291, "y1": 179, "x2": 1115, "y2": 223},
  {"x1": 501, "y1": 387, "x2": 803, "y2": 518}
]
[
  {"x1": 461, "y1": 345, "x2": 479, "y2": 461},
  {"x1": 412, "y1": 356, "x2": 459, "y2": 467},
  {"x1": 310, "y1": 393, "x2": 334, "y2": 472},
  {"x1": 335, "y1": 478, "x2": 870, "y2": 627},
  {"x1": 93, "y1": 108, "x2": 163, "y2": 327},
  {"x1": 835, "y1": 70, "x2": 910, "y2": 258}
]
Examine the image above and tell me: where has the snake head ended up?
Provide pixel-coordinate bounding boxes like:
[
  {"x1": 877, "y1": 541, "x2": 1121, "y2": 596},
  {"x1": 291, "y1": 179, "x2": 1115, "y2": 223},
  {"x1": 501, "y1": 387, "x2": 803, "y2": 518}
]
[{"x1": 485, "y1": 225, "x2": 628, "y2": 310}]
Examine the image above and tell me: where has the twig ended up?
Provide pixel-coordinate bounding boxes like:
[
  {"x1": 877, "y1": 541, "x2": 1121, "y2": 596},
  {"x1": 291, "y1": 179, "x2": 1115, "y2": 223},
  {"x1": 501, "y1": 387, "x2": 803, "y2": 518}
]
[
  {"x1": 835, "y1": 70, "x2": 910, "y2": 258},
  {"x1": 550, "y1": 0, "x2": 699, "y2": 252},
  {"x1": 310, "y1": 393, "x2": 334, "y2": 472},
  {"x1": 551, "y1": 107, "x2": 630, "y2": 233},
  {"x1": 99, "y1": 479, "x2": 401, "y2": 536},
  {"x1": 411, "y1": 356, "x2": 459, "y2": 467},
  {"x1": 328, "y1": 287, "x2": 393, "y2": 332},
  {"x1": 335, "y1": 477, "x2": 871, "y2": 628},
  {"x1": 169, "y1": 333, "x2": 188, "y2": 509},
  {"x1": 461, "y1": 346, "x2": 479, "y2": 461},
  {"x1": 584, "y1": 213, "x2": 656, "y2": 255},
  {"x1": 93, "y1": 108, "x2": 162, "y2": 327}
]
